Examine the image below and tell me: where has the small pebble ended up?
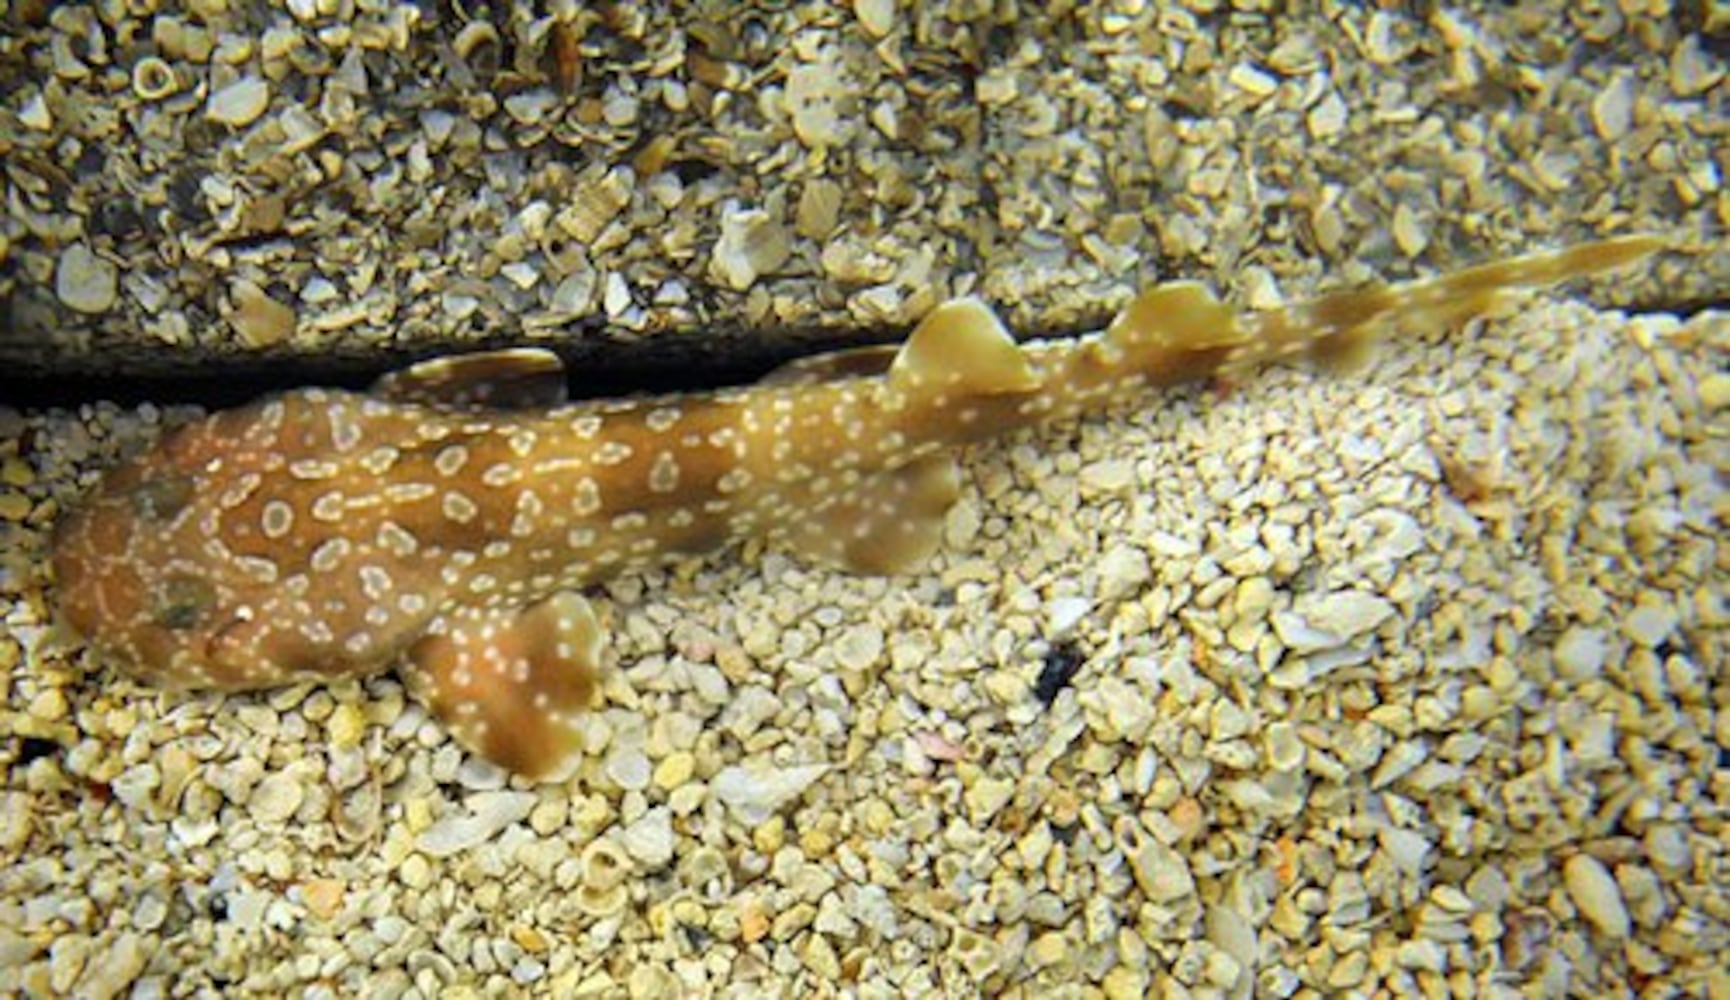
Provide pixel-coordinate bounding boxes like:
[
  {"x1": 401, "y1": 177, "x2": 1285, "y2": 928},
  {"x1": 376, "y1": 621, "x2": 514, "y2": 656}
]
[
  {"x1": 711, "y1": 763, "x2": 829, "y2": 826},
  {"x1": 0, "y1": 457, "x2": 31, "y2": 487},
  {"x1": 1027, "y1": 931, "x2": 1069, "y2": 969},
  {"x1": 1591, "y1": 73, "x2": 1634, "y2": 141},
  {"x1": 0, "y1": 492, "x2": 30, "y2": 521},
  {"x1": 710, "y1": 207, "x2": 791, "y2": 291},
  {"x1": 854, "y1": 0, "x2": 895, "y2": 38},
  {"x1": 621, "y1": 807, "x2": 675, "y2": 867},
  {"x1": 1699, "y1": 373, "x2": 1730, "y2": 411},
  {"x1": 301, "y1": 879, "x2": 344, "y2": 920},
  {"x1": 326, "y1": 703, "x2": 365, "y2": 749},
  {"x1": 1564, "y1": 854, "x2": 1631, "y2": 939},
  {"x1": 398, "y1": 854, "x2": 432, "y2": 890},
  {"x1": 206, "y1": 76, "x2": 271, "y2": 126},
  {"x1": 1620, "y1": 600, "x2": 1677, "y2": 648},
  {"x1": 833, "y1": 623, "x2": 884, "y2": 673},
  {"x1": 248, "y1": 772, "x2": 304, "y2": 824},
  {"x1": 785, "y1": 57, "x2": 854, "y2": 148},
  {"x1": 71, "y1": 933, "x2": 148, "y2": 1000},
  {"x1": 56, "y1": 244, "x2": 119, "y2": 314},
  {"x1": 1553, "y1": 627, "x2": 1609, "y2": 680},
  {"x1": 19, "y1": 91, "x2": 51, "y2": 130},
  {"x1": 1046, "y1": 596, "x2": 1092, "y2": 637},
  {"x1": 1097, "y1": 544, "x2": 1152, "y2": 601},
  {"x1": 1128, "y1": 834, "x2": 1196, "y2": 903},
  {"x1": 604, "y1": 747, "x2": 652, "y2": 791},
  {"x1": 652, "y1": 751, "x2": 695, "y2": 791},
  {"x1": 417, "y1": 791, "x2": 537, "y2": 857},
  {"x1": 1643, "y1": 825, "x2": 1691, "y2": 878},
  {"x1": 230, "y1": 281, "x2": 298, "y2": 347},
  {"x1": 1272, "y1": 591, "x2": 1395, "y2": 653}
]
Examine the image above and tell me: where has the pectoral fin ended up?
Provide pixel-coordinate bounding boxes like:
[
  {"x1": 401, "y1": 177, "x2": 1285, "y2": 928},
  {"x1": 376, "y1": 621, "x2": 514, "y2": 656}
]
[
  {"x1": 373, "y1": 348, "x2": 570, "y2": 409},
  {"x1": 404, "y1": 591, "x2": 605, "y2": 779},
  {"x1": 779, "y1": 454, "x2": 962, "y2": 574}
]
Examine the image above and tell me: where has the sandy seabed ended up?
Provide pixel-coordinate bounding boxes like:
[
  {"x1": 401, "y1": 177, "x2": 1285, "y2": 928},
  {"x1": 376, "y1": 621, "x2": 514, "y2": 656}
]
[{"x1": 1, "y1": 298, "x2": 1723, "y2": 998}]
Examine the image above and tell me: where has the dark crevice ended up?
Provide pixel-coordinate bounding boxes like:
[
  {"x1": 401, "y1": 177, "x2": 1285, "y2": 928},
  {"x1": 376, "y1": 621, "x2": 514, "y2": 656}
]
[
  {"x1": 1629, "y1": 295, "x2": 1727, "y2": 320},
  {"x1": 0, "y1": 323, "x2": 916, "y2": 410},
  {"x1": 0, "y1": 292, "x2": 1710, "y2": 410}
]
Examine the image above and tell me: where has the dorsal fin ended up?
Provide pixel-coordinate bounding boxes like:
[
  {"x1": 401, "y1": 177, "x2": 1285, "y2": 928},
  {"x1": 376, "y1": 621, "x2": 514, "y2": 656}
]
[
  {"x1": 1106, "y1": 282, "x2": 1245, "y2": 352},
  {"x1": 372, "y1": 348, "x2": 569, "y2": 409},
  {"x1": 759, "y1": 344, "x2": 900, "y2": 387},
  {"x1": 888, "y1": 298, "x2": 1040, "y2": 399}
]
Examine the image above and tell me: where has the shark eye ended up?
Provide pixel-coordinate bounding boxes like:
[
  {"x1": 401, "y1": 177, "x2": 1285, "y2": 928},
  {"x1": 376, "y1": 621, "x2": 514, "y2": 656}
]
[
  {"x1": 155, "y1": 574, "x2": 215, "y2": 630},
  {"x1": 132, "y1": 474, "x2": 195, "y2": 521}
]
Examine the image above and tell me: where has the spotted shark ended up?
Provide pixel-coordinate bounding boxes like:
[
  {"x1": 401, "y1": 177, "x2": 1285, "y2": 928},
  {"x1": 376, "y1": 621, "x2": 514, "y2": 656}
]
[{"x1": 51, "y1": 236, "x2": 1661, "y2": 778}]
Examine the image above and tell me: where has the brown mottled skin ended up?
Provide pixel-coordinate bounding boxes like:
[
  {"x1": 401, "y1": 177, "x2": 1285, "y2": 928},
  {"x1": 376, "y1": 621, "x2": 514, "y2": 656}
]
[{"x1": 52, "y1": 237, "x2": 1661, "y2": 777}]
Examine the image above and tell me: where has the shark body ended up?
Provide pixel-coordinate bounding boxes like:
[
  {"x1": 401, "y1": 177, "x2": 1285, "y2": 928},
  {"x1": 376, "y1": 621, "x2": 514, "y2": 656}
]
[{"x1": 51, "y1": 237, "x2": 1661, "y2": 777}]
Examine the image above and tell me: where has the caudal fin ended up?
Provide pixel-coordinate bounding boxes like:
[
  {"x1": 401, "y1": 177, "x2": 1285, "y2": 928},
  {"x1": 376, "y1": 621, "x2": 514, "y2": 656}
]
[
  {"x1": 1094, "y1": 235, "x2": 1664, "y2": 383},
  {"x1": 1230, "y1": 234, "x2": 1668, "y2": 372}
]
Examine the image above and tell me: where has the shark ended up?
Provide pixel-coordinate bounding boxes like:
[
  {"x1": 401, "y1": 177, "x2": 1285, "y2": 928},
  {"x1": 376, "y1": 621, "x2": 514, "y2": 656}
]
[{"x1": 50, "y1": 236, "x2": 1661, "y2": 778}]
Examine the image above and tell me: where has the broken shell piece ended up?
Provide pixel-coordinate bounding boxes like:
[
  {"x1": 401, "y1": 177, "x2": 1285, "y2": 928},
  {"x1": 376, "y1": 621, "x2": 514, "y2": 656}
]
[
  {"x1": 796, "y1": 179, "x2": 842, "y2": 240},
  {"x1": 710, "y1": 206, "x2": 791, "y2": 291},
  {"x1": 56, "y1": 243, "x2": 119, "y2": 314},
  {"x1": 575, "y1": 882, "x2": 627, "y2": 916},
  {"x1": 229, "y1": 279, "x2": 298, "y2": 346},
  {"x1": 855, "y1": 0, "x2": 895, "y2": 38},
  {"x1": 132, "y1": 56, "x2": 179, "y2": 101},
  {"x1": 504, "y1": 89, "x2": 559, "y2": 126},
  {"x1": 417, "y1": 791, "x2": 538, "y2": 857},
  {"x1": 452, "y1": 20, "x2": 502, "y2": 71},
  {"x1": 580, "y1": 837, "x2": 632, "y2": 893},
  {"x1": 540, "y1": 229, "x2": 592, "y2": 277},
  {"x1": 555, "y1": 167, "x2": 633, "y2": 245},
  {"x1": 1116, "y1": 815, "x2": 1197, "y2": 903},
  {"x1": 913, "y1": 730, "x2": 969, "y2": 763},
  {"x1": 206, "y1": 75, "x2": 270, "y2": 126},
  {"x1": 786, "y1": 55, "x2": 856, "y2": 148}
]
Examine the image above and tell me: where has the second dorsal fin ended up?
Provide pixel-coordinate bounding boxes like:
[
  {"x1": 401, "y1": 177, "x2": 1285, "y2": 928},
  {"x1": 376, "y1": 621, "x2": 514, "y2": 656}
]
[
  {"x1": 372, "y1": 348, "x2": 570, "y2": 409},
  {"x1": 888, "y1": 298, "x2": 1040, "y2": 399},
  {"x1": 1105, "y1": 282, "x2": 1245, "y2": 353}
]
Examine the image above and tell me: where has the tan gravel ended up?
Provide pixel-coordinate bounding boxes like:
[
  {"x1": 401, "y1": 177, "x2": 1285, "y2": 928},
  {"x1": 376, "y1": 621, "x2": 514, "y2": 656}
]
[{"x1": 1, "y1": 298, "x2": 1723, "y2": 997}]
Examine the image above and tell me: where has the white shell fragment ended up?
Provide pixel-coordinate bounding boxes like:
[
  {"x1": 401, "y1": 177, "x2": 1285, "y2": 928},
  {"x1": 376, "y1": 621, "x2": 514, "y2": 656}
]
[
  {"x1": 247, "y1": 771, "x2": 305, "y2": 824},
  {"x1": 621, "y1": 807, "x2": 675, "y2": 867},
  {"x1": 1123, "y1": 826, "x2": 1196, "y2": 904},
  {"x1": 205, "y1": 76, "x2": 271, "y2": 126},
  {"x1": 1271, "y1": 591, "x2": 1396, "y2": 654},
  {"x1": 55, "y1": 244, "x2": 118, "y2": 314},
  {"x1": 711, "y1": 763, "x2": 830, "y2": 826},
  {"x1": 1553, "y1": 626, "x2": 1609, "y2": 680},
  {"x1": 19, "y1": 91, "x2": 52, "y2": 131},
  {"x1": 417, "y1": 791, "x2": 538, "y2": 857},
  {"x1": 785, "y1": 53, "x2": 855, "y2": 148},
  {"x1": 1045, "y1": 596, "x2": 1093, "y2": 637},
  {"x1": 710, "y1": 207, "x2": 791, "y2": 292}
]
